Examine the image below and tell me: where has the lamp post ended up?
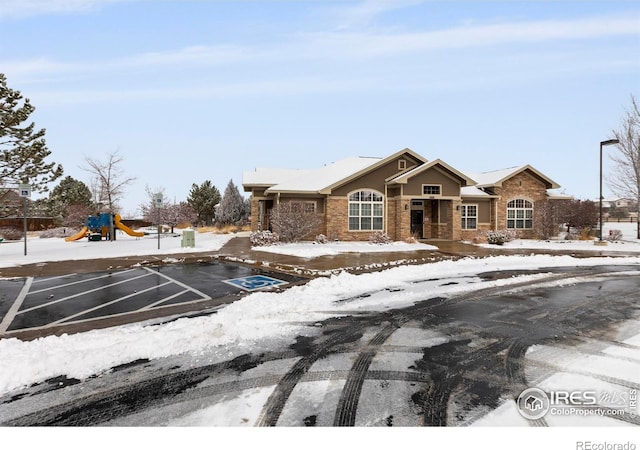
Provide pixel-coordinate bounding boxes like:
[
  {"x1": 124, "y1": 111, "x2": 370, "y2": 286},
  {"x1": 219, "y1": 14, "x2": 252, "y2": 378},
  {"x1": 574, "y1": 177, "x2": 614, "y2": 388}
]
[
  {"x1": 153, "y1": 193, "x2": 163, "y2": 250},
  {"x1": 598, "y1": 139, "x2": 620, "y2": 243}
]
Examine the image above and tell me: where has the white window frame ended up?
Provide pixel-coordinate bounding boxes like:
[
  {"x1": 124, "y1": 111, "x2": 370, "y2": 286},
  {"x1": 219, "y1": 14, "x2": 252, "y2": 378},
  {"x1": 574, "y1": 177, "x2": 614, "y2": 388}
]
[
  {"x1": 507, "y1": 199, "x2": 533, "y2": 229},
  {"x1": 348, "y1": 189, "x2": 384, "y2": 231},
  {"x1": 290, "y1": 201, "x2": 317, "y2": 214},
  {"x1": 461, "y1": 204, "x2": 478, "y2": 230},
  {"x1": 398, "y1": 159, "x2": 407, "y2": 170},
  {"x1": 422, "y1": 184, "x2": 442, "y2": 197}
]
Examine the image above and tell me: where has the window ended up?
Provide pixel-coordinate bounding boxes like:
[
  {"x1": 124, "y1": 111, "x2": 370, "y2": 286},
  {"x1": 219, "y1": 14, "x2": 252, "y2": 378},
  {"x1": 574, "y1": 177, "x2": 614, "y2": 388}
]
[
  {"x1": 290, "y1": 201, "x2": 316, "y2": 214},
  {"x1": 348, "y1": 190, "x2": 384, "y2": 231},
  {"x1": 398, "y1": 159, "x2": 407, "y2": 170},
  {"x1": 461, "y1": 204, "x2": 477, "y2": 230},
  {"x1": 422, "y1": 185, "x2": 441, "y2": 196},
  {"x1": 507, "y1": 199, "x2": 533, "y2": 229}
]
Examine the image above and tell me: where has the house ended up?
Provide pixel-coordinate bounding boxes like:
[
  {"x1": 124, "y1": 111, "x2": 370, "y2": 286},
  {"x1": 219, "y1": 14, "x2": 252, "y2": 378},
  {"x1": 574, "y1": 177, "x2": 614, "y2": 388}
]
[{"x1": 242, "y1": 148, "x2": 563, "y2": 242}]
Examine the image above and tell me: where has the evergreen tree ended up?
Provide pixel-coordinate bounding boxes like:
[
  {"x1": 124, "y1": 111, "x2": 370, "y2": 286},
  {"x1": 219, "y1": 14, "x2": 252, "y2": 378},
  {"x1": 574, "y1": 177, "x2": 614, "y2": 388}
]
[
  {"x1": 216, "y1": 179, "x2": 246, "y2": 225},
  {"x1": 187, "y1": 180, "x2": 220, "y2": 226},
  {"x1": 46, "y1": 176, "x2": 93, "y2": 224},
  {"x1": 0, "y1": 73, "x2": 63, "y2": 201}
]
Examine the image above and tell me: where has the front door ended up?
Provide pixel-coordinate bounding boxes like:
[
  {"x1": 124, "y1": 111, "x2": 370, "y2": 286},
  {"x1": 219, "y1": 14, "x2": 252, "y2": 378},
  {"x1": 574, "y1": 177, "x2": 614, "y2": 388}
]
[{"x1": 411, "y1": 209, "x2": 423, "y2": 238}]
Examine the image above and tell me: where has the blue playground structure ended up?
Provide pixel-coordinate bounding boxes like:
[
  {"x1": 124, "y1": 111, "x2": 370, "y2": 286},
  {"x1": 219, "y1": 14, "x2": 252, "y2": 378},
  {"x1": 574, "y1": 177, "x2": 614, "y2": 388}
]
[{"x1": 65, "y1": 213, "x2": 145, "y2": 242}]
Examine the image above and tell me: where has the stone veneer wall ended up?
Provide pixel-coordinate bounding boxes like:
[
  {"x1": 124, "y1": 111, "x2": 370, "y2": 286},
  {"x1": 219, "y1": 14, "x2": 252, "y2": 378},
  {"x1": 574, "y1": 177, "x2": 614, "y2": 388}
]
[
  {"x1": 494, "y1": 172, "x2": 549, "y2": 239},
  {"x1": 250, "y1": 199, "x2": 261, "y2": 232}
]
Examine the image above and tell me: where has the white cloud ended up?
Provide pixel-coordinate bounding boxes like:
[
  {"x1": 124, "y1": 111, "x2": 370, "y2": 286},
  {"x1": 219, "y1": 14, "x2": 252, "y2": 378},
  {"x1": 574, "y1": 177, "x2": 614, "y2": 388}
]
[
  {"x1": 298, "y1": 14, "x2": 640, "y2": 59},
  {"x1": 328, "y1": 0, "x2": 426, "y2": 30}
]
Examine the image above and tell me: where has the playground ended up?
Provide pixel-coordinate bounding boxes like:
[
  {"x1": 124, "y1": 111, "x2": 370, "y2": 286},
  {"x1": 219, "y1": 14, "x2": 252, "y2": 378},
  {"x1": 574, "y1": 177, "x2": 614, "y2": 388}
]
[{"x1": 65, "y1": 213, "x2": 145, "y2": 242}]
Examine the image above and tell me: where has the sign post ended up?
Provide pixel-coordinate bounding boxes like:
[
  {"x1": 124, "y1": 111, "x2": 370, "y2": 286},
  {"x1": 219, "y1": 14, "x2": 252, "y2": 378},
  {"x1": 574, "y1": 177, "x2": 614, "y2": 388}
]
[
  {"x1": 153, "y1": 193, "x2": 163, "y2": 250},
  {"x1": 18, "y1": 184, "x2": 31, "y2": 256}
]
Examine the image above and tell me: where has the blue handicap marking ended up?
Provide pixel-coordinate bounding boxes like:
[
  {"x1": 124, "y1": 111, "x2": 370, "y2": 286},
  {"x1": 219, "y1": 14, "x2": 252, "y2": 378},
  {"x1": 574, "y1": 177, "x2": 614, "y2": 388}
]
[{"x1": 223, "y1": 275, "x2": 289, "y2": 292}]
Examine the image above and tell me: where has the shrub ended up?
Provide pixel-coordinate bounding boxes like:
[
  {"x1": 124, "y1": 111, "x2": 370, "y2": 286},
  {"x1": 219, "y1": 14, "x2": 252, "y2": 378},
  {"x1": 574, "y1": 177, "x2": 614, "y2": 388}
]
[
  {"x1": 369, "y1": 231, "x2": 392, "y2": 245},
  {"x1": 579, "y1": 226, "x2": 594, "y2": 240},
  {"x1": 606, "y1": 229, "x2": 623, "y2": 242},
  {"x1": 315, "y1": 234, "x2": 328, "y2": 244},
  {"x1": 486, "y1": 230, "x2": 516, "y2": 245},
  {"x1": 250, "y1": 230, "x2": 279, "y2": 246},
  {"x1": 40, "y1": 227, "x2": 75, "y2": 238},
  {"x1": 0, "y1": 227, "x2": 23, "y2": 240}
]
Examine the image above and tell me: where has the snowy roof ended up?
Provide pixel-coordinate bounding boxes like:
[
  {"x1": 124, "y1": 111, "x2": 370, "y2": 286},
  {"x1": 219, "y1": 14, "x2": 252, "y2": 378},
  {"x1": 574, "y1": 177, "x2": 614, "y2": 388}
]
[
  {"x1": 467, "y1": 165, "x2": 560, "y2": 189},
  {"x1": 242, "y1": 167, "x2": 312, "y2": 187},
  {"x1": 265, "y1": 156, "x2": 382, "y2": 193},
  {"x1": 546, "y1": 189, "x2": 573, "y2": 200},
  {"x1": 461, "y1": 186, "x2": 493, "y2": 197}
]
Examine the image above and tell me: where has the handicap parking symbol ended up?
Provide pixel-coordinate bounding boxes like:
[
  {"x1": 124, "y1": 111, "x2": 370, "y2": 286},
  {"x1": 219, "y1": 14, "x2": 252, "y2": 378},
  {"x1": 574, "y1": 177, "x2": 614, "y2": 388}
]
[{"x1": 223, "y1": 275, "x2": 289, "y2": 292}]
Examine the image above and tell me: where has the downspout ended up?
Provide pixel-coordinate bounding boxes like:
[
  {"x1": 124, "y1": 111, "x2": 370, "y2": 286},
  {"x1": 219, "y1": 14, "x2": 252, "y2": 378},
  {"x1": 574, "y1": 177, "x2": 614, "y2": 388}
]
[{"x1": 384, "y1": 184, "x2": 388, "y2": 235}]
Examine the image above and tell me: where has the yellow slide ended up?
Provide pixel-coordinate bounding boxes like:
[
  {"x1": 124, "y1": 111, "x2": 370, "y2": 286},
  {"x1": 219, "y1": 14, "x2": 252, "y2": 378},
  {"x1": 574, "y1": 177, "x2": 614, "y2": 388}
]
[
  {"x1": 114, "y1": 214, "x2": 145, "y2": 237},
  {"x1": 65, "y1": 226, "x2": 89, "y2": 242}
]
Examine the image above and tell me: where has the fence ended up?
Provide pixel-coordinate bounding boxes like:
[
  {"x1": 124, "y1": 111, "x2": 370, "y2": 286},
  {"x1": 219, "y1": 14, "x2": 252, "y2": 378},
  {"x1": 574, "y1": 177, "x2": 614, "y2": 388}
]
[{"x1": 0, "y1": 217, "x2": 56, "y2": 231}]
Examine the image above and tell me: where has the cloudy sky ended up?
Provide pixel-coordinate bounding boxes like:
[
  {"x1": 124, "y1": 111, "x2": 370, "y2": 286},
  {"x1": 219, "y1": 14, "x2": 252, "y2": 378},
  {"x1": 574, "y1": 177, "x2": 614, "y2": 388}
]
[{"x1": 1, "y1": 0, "x2": 638, "y2": 216}]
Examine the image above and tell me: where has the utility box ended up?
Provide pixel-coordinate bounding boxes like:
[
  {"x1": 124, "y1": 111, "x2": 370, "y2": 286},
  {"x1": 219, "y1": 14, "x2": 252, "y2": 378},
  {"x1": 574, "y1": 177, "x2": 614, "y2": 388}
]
[{"x1": 181, "y1": 229, "x2": 195, "y2": 248}]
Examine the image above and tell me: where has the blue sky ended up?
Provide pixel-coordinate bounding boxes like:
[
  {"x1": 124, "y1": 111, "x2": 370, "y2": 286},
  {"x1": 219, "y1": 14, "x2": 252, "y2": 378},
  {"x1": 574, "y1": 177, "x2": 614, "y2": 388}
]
[{"x1": 1, "y1": 0, "x2": 638, "y2": 216}]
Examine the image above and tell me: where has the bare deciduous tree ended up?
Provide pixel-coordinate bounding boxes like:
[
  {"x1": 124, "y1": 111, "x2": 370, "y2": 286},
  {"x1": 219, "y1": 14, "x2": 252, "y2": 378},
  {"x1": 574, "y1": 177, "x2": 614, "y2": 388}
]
[
  {"x1": 81, "y1": 150, "x2": 135, "y2": 213},
  {"x1": 269, "y1": 201, "x2": 322, "y2": 242},
  {"x1": 608, "y1": 95, "x2": 640, "y2": 238}
]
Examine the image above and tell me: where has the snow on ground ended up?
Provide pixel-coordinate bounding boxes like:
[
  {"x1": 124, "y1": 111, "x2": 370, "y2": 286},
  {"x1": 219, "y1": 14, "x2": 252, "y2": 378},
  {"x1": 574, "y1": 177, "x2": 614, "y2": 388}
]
[
  {"x1": 252, "y1": 240, "x2": 438, "y2": 258},
  {"x1": 0, "y1": 229, "x2": 235, "y2": 268},
  {"x1": 477, "y1": 222, "x2": 640, "y2": 252}
]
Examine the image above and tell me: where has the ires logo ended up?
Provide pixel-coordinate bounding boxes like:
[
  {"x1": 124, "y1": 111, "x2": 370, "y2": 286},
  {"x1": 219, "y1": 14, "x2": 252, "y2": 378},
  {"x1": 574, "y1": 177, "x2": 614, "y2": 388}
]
[{"x1": 517, "y1": 388, "x2": 599, "y2": 420}]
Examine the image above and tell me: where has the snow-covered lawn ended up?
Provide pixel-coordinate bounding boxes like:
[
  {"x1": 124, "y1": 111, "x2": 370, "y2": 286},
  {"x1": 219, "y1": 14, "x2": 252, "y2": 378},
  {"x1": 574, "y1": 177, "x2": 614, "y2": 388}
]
[
  {"x1": 0, "y1": 229, "x2": 235, "y2": 269},
  {"x1": 477, "y1": 222, "x2": 640, "y2": 253},
  {"x1": 252, "y1": 240, "x2": 438, "y2": 258}
]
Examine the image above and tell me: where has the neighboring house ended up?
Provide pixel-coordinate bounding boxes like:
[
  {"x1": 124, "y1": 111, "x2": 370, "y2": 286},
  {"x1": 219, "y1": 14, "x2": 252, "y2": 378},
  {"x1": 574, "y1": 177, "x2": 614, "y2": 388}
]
[
  {"x1": 0, "y1": 189, "x2": 25, "y2": 218},
  {"x1": 242, "y1": 148, "x2": 563, "y2": 242}
]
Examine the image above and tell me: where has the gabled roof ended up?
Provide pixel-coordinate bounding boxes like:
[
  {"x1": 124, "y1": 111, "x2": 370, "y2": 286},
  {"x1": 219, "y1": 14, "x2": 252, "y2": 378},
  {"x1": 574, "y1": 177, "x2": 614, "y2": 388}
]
[
  {"x1": 267, "y1": 156, "x2": 381, "y2": 194},
  {"x1": 318, "y1": 148, "x2": 426, "y2": 194},
  {"x1": 468, "y1": 165, "x2": 560, "y2": 189},
  {"x1": 243, "y1": 148, "x2": 428, "y2": 195},
  {"x1": 389, "y1": 158, "x2": 476, "y2": 186}
]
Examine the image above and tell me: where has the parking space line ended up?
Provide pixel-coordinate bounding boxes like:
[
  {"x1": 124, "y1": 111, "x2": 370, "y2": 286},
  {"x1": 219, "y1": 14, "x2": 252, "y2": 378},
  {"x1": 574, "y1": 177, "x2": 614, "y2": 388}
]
[
  {"x1": 143, "y1": 267, "x2": 211, "y2": 301},
  {"x1": 28, "y1": 269, "x2": 138, "y2": 294},
  {"x1": 49, "y1": 281, "x2": 174, "y2": 326},
  {"x1": 16, "y1": 272, "x2": 155, "y2": 315},
  {"x1": 0, "y1": 277, "x2": 33, "y2": 334},
  {"x1": 140, "y1": 289, "x2": 191, "y2": 310}
]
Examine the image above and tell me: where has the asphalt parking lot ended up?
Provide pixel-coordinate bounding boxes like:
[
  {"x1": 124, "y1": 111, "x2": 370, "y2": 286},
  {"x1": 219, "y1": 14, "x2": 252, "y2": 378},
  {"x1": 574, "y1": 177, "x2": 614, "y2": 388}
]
[{"x1": 0, "y1": 261, "x2": 305, "y2": 339}]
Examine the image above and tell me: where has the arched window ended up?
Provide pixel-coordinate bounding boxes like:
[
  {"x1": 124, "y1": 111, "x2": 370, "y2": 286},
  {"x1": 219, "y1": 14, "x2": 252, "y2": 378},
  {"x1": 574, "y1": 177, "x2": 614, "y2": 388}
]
[
  {"x1": 507, "y1": 199, "x2": 533, "y2": 229},
  {"x1": 348, "y1": 190, "x2": 384, "y2": 231}
]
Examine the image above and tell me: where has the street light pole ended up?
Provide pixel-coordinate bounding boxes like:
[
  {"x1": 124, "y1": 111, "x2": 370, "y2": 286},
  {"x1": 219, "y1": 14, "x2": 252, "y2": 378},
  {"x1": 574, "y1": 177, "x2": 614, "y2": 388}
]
[{"x1": 599, "y1": 139, "x2": 620, "y2": 243}]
